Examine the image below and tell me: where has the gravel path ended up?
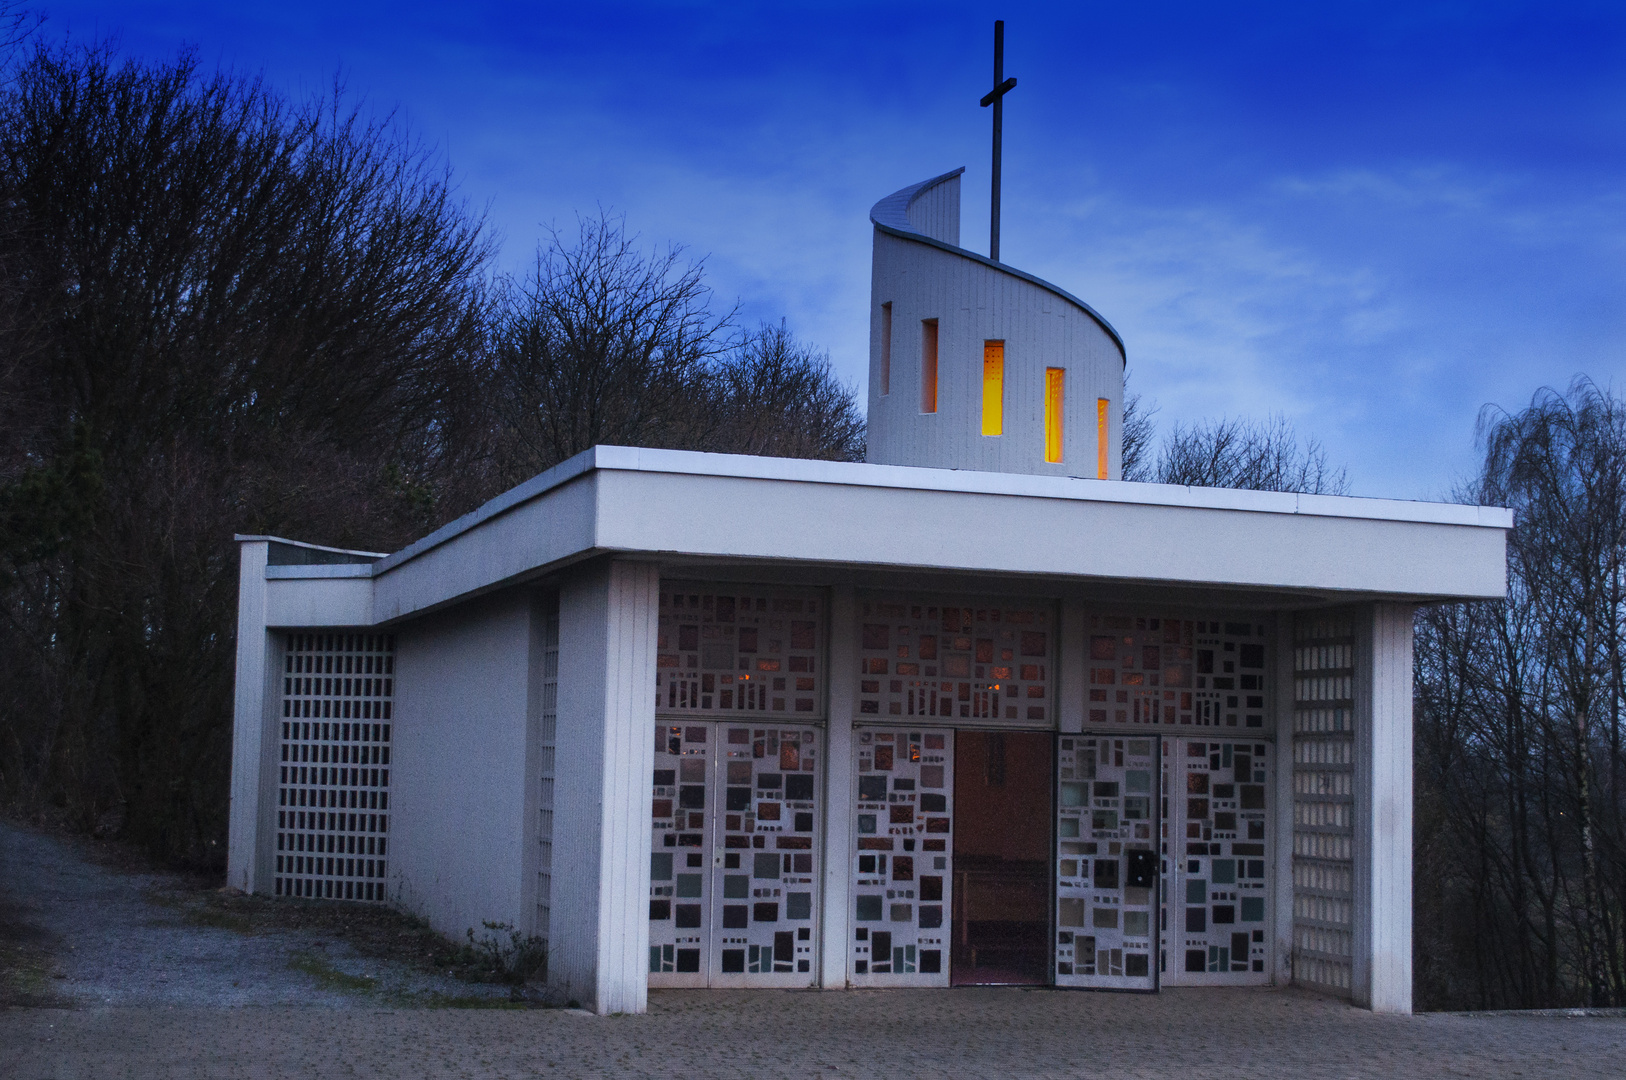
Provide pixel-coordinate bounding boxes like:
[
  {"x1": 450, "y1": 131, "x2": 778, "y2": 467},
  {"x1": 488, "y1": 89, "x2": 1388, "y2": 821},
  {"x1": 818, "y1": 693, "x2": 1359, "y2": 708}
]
[
  {"x1": 2, "y1": 819, "x2": 1623, "y2": 1078},
  {"x1": 0, "y1": 820, "x2": 513, "y2": 1008}
]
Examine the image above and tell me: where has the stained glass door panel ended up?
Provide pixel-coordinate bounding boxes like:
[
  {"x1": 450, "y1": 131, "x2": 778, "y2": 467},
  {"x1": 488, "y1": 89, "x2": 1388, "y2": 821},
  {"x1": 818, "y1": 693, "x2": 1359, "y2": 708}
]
[
  {"x1": 650, "y1": 723, "x2": 714, "y2": 987},
  {"x1": 1161, "y1": 737, "x2": 1273, "y2": 985},
  {"x1": 850, "y1": 727, "x2": 953, "y2": 986},
  {"x1": 1054, "y1": 735, "x2": 1159, "y2": 989},
  {"x1": 710, "y1": 725, "x2": 820, "y2": 986}
]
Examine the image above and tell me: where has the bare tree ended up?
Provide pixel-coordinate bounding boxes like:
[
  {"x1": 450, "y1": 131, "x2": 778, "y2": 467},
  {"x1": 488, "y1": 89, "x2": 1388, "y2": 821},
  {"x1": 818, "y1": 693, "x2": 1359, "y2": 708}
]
[
  {"x1": 1153, "y1": 414, "x2": 1349, "y2": 494},
  {"x1": 1414, "y1": 378, "x2": 1626, "y2": 1008},
  {"x1": 488, "y1": 219, "x2": 865, "y2": 481},
  {"x1": 0, "y1": 41, "x2": 491, "y2": 865},
  {"x1": 0, "y1": 39, "x2": 870, "y2": 866},
  {"x1": 488, "y1": 214, "x2": 734, "y2": 480},
  {"x1": 708, "y1": 321, "x2": 864, "y2": 461},
  {"x1": 1120, "y1": 381, "x2": 1157, "y2": 482}
]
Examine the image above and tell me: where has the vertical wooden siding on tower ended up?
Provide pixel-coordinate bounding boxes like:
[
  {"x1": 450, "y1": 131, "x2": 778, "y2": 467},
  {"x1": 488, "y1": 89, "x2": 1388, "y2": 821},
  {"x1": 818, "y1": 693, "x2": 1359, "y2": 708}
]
[
  {"x1": 904, "y1": 174, "x2": 962, "y2": 246},
  {"x1": 866, "y1": 233, "x2": 1121, "y2": 478}
]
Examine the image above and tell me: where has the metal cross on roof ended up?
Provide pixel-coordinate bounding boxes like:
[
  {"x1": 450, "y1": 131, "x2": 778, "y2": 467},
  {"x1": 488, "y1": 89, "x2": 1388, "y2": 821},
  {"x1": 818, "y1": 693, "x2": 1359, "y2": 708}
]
[{"x1": 980, "y1": 19, "x2": 1018, "y2": 263}]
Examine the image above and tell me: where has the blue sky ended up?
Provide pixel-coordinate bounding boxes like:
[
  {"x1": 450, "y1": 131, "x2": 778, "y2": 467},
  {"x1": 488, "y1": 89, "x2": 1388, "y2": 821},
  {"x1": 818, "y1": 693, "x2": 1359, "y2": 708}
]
[{"x1": 38, "y1": 1, "x2": 1626, "y2": 500}]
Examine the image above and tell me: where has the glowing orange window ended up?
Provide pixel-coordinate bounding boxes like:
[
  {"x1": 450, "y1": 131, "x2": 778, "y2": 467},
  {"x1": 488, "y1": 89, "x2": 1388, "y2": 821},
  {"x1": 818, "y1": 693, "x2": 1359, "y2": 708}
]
[
  {"x1": 1097, "y1": 398, "x2": 1110, "y2": 479},
  {"x1": 1044, "y1": 368, "x2": 1065, "y2": 463},
  {"x1": 982, "y1": 341, "x2": 1004, "y2": 436}
]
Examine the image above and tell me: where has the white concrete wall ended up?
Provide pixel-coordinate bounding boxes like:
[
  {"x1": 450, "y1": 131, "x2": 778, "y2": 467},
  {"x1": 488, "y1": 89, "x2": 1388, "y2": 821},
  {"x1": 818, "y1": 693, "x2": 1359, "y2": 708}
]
[
  {"x1": 1353, "y1": 602, "x2": 1415, "y2": 1013},
  {"x1": 265, "y1": 569, "x2": 374, "y2": 627},
  {"x1": 390, "y1": 589, "x2": 536, "y2": 944},
  {"x1": 227, "y1": 540, "x2": 275, "y2": 894},
  {"x1": 549, "y1": 560, "x2": 660, "y2": 1014}
]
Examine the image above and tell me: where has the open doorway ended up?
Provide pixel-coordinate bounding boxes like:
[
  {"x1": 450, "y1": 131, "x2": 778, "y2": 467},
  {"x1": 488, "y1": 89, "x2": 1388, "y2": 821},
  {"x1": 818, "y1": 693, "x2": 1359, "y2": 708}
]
[{"x1": 951, "y1": 730, "x2": 1054, "y2": 985}]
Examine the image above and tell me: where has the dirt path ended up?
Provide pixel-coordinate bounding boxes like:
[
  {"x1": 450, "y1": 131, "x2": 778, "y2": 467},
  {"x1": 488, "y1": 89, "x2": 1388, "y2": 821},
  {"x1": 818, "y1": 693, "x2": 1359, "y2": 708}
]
[{"x1": 0, "y1": 820, "x2": 515, "y2": 1008}]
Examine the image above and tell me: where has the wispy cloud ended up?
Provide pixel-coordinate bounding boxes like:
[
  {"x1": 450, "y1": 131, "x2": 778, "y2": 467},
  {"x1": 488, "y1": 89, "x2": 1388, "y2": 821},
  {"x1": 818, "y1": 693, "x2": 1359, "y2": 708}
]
[{"x1": 42, "y1": 0, "x2": 1626, "y2": 500}]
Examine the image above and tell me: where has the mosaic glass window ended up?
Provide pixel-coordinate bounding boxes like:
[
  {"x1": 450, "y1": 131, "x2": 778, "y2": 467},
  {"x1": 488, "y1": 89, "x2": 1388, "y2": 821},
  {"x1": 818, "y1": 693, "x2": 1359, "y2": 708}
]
[
  {"x1": 649, "y1": 723, "x2": 711, "y2": 985},
  {"x1": 1054, "y1": 735, "x2": 1158, "y2": 989},
  {"x1": 656, "y1": 589, "x2": 823, "y2": 718},
  {"x1": 1291, "y1": 613, "x2": 1355, "y2": 994},
  {"x1": 275, "y1": 632, "x2": 395, "y2": 903},
  {"x1": 1085, "y1": 616, "x2": 1268, "y2": 728},
  {"x1": 649, "y1": 721, "x2": 820, "y2": 987},
  {"x1": 1160, "y1": 737, "x2": 1273, "y2": 985},
  {"x1": 850, "y1": 726, "x2": 953, "y2": 986},
  {"x1": 856, "y1": 600, "x2": 1051, "y2": 723}
]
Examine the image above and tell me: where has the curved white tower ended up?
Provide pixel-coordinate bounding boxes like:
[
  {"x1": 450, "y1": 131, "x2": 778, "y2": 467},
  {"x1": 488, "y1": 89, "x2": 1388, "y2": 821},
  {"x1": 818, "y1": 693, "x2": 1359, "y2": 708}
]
[{"x1": 864, "y1": 169, "x2": 1126, "y2": 478}]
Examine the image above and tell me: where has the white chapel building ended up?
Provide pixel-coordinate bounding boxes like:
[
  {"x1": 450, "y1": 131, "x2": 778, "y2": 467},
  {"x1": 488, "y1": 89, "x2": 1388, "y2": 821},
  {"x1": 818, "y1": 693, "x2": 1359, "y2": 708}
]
[{"x1": 226, "y1": 169, "x2": 1510, "y2": 1014}]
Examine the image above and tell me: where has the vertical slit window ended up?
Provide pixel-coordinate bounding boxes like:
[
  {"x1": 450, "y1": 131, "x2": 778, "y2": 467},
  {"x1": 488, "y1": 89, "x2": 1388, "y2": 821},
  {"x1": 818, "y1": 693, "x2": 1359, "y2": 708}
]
[
  {"x1": 1044, "y1": 368, "x2": 1065, "y2": 463},
  {"x1": 981, "y1": 342, "x2": 1004, "y2": 436},
  {"x1": 1097, "y1": 398, "x2": 1110, "y2": 479},
  {"x1": 880, "y1": 302, "x2": 892, "y2": 396},
  {"x1": 921, "y1": 319, "x2": 938, "y2": 414},
  {"x1": 917, "y1": 317, "x2": 943, "y2": 413}
]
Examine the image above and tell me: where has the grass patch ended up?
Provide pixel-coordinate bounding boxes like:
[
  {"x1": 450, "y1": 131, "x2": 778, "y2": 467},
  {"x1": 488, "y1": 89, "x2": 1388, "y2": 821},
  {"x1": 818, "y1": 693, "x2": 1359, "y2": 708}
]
[
  {"x1": 0, "y1": 946, "x2": 67, "y2": 1008},
  {"x1": 289, "y1": 951, "x2": 379, "y2": 993},
  {"x1": 0, "y1": 900, "x2": 71, "y2": 1008}
]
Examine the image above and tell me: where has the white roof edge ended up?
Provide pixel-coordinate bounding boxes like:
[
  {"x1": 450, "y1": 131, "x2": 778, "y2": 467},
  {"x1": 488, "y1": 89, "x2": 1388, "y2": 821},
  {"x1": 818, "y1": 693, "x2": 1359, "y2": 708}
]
[
  {"x1": 235, "y1": 534, "x2": 389, "y2": 559},
  {"x1": 365, "y1": 445, "x2": 1514, "y2": 577},
  {"x1": 266, "y1": 563, "x2": 376, "y2": 580},
  {"x1": 605, "y1": 446, "x2": 1513, "y2": 526},
  {"x1": 370, "y1": 451, "x2": 599, "y2": 574}
]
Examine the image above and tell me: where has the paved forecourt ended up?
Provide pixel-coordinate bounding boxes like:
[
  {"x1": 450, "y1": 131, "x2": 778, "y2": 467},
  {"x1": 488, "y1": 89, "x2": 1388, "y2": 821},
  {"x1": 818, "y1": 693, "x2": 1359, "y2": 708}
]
[{"x1": 3, "y1": 986, "x2": 1622, "y2": 1079}]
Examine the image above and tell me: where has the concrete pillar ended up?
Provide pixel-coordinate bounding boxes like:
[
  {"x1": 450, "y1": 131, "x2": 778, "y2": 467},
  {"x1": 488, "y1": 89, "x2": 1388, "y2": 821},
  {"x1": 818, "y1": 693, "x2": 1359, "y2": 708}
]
[
  {"x1": 1352, "y1": 602, "x2": 1414, "y2": 1013},
  {"x1": 1056, "y1": 598, "x2": 1086, "y2": 734},
  {"x1": 227, "y1": 540, "x2": 277, "y2": 895},
  {"x1": 819, "y1": 585, "x2": 857, "y2": 987},
  {"x1": 549, "y1": 559, "x2": 661, "y2": 1014},
  {"x1": 1270, "y1": 613, "x2": 1297, "y2": 987}
]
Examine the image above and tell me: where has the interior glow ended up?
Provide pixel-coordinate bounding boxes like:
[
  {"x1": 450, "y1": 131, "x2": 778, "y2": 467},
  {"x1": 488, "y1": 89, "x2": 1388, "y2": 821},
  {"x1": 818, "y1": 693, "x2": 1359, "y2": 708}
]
[
  {"x1": 1044, "y1": 368, "x2": 1065, "y2": 463},
  {"x1": 982, "y1": 341, "x2": 1004, "y2": 436},
  {"x1": 1097, "y1": 398, "x2": 1109, "y2": 479}
]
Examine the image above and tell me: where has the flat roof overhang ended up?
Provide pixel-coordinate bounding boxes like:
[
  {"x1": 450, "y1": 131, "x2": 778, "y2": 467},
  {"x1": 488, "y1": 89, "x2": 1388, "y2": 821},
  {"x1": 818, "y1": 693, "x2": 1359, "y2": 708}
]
[{"x1": 242, "y1": 446, "x2": 1512, "y2": 628}]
